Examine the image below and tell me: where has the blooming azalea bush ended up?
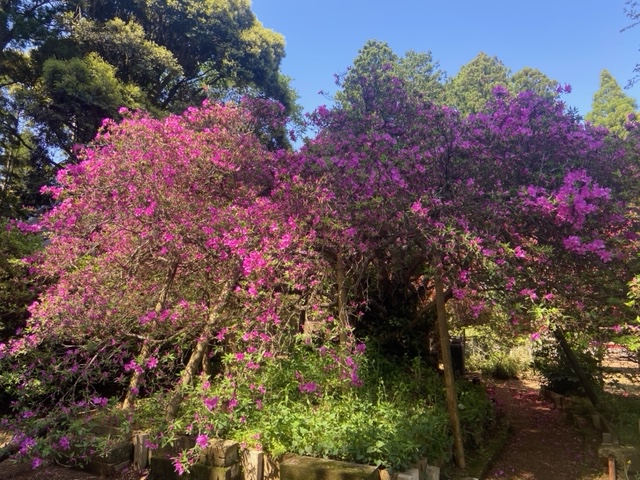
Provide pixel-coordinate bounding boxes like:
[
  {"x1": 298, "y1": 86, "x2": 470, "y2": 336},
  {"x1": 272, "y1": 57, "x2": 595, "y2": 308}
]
[
  {"x1": 0, "y1": 100, "x2": 341, "y2": 469},
  {"x1": 304, "y1": 69, "x2": 638, "y2": 356}
]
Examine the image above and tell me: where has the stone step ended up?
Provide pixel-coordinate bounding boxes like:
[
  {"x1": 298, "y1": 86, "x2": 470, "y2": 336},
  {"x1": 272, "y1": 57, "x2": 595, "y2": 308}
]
[
  {"x1": 279, "y1": 455, "x2": 379, "y2": 480},
  {"x1": 148, "y1": 456, "x2": 240, "y2": 480}
]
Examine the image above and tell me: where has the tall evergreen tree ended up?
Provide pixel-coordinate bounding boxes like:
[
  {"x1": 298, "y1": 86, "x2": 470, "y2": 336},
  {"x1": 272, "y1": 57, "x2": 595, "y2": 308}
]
[
  {"x1": 585, "y1": 69, "x2": 637, "y2": 137},
  {"x1": 336, "y1": 40, "x2": 446, "y2": 112},
  {"x1": 510, "y1": 67, "x2": 559, "y2": 100},
  {"x1": 445, "y1": 52, "x2": 510, "y2": 116}
]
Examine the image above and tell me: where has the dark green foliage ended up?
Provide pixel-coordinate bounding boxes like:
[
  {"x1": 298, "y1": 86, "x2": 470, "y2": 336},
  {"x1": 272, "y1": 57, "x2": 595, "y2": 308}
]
[
  {"x1": 336, "y1": 39, "x2": 447, "y2": 111},
  {"x1": 601, "y1": 391, "x2": 640, "y2": 444},
  {"x1": 236, "y1": 347, "x2": 490, "y2": 469},
  {"x1": 0, "y1": 223, "x2": 43, "y2": 341},
  {"x1": 445, "y1": 54, "x2": 559, "y2": 115},
  {"x1": 445, "y1": 52, "x2": 510, "y2": 115},
  {"x1": 1, "y1": 0, "x2": 295, "y2": 216},
  {"x1": 510, "y1": 67, "x2": 559, "y2": 100},
  {"x1": 533, "y1": 339, "x2": 602, "y2": 396}
]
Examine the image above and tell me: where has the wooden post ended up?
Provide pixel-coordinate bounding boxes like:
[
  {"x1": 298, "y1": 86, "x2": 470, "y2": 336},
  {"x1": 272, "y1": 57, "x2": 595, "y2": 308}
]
[
  {"x1": 608, "y1": 456, "x2": 616, "y2": 480},
  {"x1": 434, "y1": 263, "x2": 465, "y2": 469},
  {"x1": 336, "y1": 253, "x2": 348, "y2": 345},
  {"x1": 133, "y1": 433, "x2": 149, "y2": 470}
]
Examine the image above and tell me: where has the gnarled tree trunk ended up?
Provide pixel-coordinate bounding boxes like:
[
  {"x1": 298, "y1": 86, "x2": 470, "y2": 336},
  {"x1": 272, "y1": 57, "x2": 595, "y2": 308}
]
[
  {"x1": 122, "y1": 262, "x2": 178, "y2": 409},
  {"x1": 553, "y1": 326, "x2": 600, "y2": 408}
]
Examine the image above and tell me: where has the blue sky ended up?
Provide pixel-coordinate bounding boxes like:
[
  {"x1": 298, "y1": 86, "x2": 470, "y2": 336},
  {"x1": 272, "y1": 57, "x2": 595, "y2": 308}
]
[{"x1": 252, "y1": 1, "x2": 640, "y2": 117}]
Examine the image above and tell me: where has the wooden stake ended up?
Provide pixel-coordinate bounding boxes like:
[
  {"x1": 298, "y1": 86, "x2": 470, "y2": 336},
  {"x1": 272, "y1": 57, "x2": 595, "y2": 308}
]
[
  {"x1": 608, "y1": 456, "x2": 616, "y2": 480},
  {"x1": 336, "y1": 253, "x2": 348, "y2": 345},
  {"x1": 434, "y1": 263, "x2": 465, "y2": 469}
]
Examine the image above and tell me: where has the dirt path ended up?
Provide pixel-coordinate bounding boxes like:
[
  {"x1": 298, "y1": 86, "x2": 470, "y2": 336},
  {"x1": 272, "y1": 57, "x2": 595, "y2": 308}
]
[{"x1": 483, "y1": 377, "x2": 607, "y2": 480}]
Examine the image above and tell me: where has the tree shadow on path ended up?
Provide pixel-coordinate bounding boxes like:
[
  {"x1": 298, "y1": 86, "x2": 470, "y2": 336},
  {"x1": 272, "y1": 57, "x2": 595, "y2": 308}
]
[{"x1": 481, "y1": 377, "x2": 607, "y2": 480}]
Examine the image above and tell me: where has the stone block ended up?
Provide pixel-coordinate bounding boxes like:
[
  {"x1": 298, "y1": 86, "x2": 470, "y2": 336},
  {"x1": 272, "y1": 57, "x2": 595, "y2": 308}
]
[
  {"x1": 79, "y1": 458, "x2": 131, "y2": 477},
  {"x1": 602, "y1": 433, "x2": 612, "y2": 445},
  {"x1": 64, "y1": 439, "x2": 133, "y2": 476},
  {"x1": 205, "y1": 439, "x2": 240, "y2": 467},
  {"x1": 410, "y1": 458, "x2": 428, "y2": 475},
  {"x1": 263, "y1": 454, "x2": 280, "y2": 480},
  {"x1": 240, "y1": 448, "x2": 263, "y2": 480},
  {"x1": 149, "y1": 455, "x2": 240, "y2": 480},
  {"x1": 396, "y1": 474, "x2": 412, "y2": 480},
  {"x1": 425, "y1": 465, "x2": 440, "y2": 480},
  {"x1": 280, "y1": 455, "x2": 378, "y2": 480},
  {"x1": 133, "y1": 432, "x2": 150, "y2": 470},
  {"x1": 401, "y1": 468, "x2": 419, "y2": 480}
]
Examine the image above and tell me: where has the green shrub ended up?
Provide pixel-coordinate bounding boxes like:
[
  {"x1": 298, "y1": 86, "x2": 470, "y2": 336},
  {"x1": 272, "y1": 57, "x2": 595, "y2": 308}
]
[
  {"x1": 0, "y1": 222, "x2": 43, "y2": 341},
  {"x1": 479, "y1": 353, "x2": 523, "y2": 379},
  {"x1": 237, "y1": 395, "x2": 452, "y2": 470},
  {"x1": 532, "y1": 340, "x2": 602, "y2": 396},
  {"x1": 133, "y1": 341, "x2": 494, "y2": 471},
  {"x1": 600, "y1": 392, "x2": 640, "y2": 445}
]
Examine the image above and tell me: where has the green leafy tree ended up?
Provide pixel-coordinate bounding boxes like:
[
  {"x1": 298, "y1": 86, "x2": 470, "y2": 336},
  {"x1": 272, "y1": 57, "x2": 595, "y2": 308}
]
[
  {"x1": 585, "y1": 69, "x2": 637, "y2": 137},
  {"x1": 445, "y1": 55, "x2": 561, "y2": 116},
  {"x1": 336, "y1": 40, "x2": 446, "y2": 111},
  {"x1": 510, "y1": 67, "x2": 559, "y2": 100},
  {"x1": 63, "y1": 0, "x2": 294, "y2": 113},
  {"x1": 445, "y1": 52, "x2": 510, "y2": 115},
  {"x1": 396, "y1": 50, "x2": 447, "y2": 102},
  {"x1": 0, "y1": 1, "x2": 63, "y2": 52},
  {"x1": 1, "y1": 0, "x2": 295, "y2": 215},
  {"x1": 1, "y1": 1, "x2": 64, "y2": 217}
]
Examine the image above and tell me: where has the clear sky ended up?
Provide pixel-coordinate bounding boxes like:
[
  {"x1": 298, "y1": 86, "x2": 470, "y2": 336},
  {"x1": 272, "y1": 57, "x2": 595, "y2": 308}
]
[{"x1": 252, "y1": 0, "x2": 640, "y2": 118}]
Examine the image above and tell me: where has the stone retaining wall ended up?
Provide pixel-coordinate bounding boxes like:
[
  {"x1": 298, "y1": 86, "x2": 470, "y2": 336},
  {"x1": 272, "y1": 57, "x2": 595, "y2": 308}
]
[{"x1": 81, "y1": 425, "x2": 443, "y2": 479}]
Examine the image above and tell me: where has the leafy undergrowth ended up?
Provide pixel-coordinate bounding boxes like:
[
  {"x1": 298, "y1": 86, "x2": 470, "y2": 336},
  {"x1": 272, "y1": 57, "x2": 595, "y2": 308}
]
[
  {"x1": 601, "y1": 391, "x2": 640, "y2": 445},
  {"x1": 0, "y1": 341, "x2": 494, "y2": 474},
  {"x1": 128, "y1": 344, "x2": 494, "y2": 472}
]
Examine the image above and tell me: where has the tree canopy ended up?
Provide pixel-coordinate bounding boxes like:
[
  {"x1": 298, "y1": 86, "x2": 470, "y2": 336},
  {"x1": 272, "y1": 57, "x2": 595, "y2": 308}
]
[
  {"x1": 445, "y1": 52, "x2": 510, "y2": 115},
  {"x1": 336, "y1": 40, "x2": 447, "y2": 108},
  {"x1": 1, "y1": 0, "x2": 295, "y2": 218},
  {"x1": 585, "y1": 69, "x2": 638, "y2": 137}
]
